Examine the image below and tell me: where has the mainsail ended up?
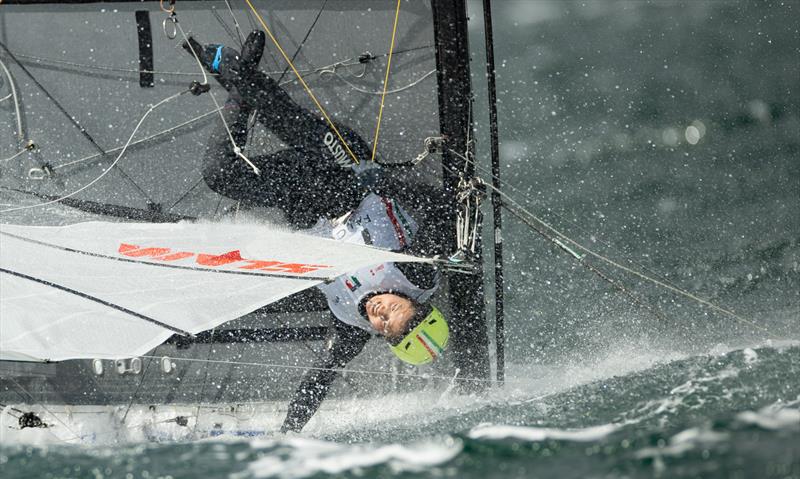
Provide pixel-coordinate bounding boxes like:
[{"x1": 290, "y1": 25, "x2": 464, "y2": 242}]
[{"x1": 0, "y1": 221, "x2": 426, "y2": 362}]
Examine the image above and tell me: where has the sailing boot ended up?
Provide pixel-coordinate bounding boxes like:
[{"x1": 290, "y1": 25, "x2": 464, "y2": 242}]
[{"x1": 182, "y1": 30, "x2": 266, "y2": 91}]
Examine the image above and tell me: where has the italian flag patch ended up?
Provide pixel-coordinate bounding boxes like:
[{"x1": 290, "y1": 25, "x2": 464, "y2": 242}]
[{"x1": 416, "y1": 330, "x2": 444, "y2": 358}]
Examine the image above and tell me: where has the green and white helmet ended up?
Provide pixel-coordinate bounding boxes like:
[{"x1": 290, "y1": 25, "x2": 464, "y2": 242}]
[{"x1": 389, "y1": 305, "x2": 448, "y2": 365}]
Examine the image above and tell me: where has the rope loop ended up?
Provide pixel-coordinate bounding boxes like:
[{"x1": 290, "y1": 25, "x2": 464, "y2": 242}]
[{"x1": 27, "y1": 163, "x2": 53, "y2": 180}]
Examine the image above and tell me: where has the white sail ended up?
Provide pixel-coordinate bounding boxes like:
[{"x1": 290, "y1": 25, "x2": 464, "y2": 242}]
[{"x1": 0, "y1": 221, "x2": 427, "y2": 362}]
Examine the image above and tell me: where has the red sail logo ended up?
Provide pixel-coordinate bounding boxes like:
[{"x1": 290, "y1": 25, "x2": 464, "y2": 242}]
[{"x1": 118, "y1": 243, "x2": 330, "y2": 275}]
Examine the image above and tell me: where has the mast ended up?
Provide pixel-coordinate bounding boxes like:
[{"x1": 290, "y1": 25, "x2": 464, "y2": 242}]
[
  {"x1": 431, "y1": 0, "x2": 491, "y2": 388},
  {"x1": 481, "y1": 0, "x2": 505, "y2": 381}
]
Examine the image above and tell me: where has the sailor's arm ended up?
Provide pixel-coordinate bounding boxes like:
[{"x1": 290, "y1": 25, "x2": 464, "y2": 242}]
[{"x1": 280, "y1": 320, "x2": 371, "y2": 433}]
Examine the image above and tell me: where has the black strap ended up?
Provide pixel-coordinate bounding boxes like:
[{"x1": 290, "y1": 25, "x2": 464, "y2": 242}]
[{"x1": 135, "y1": 11, "x2": 154, "y2": 88}]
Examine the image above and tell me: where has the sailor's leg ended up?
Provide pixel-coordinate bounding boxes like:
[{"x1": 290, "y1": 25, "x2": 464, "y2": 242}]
[
  {"x1": 264, "y1": 149, "x2": 363, "y2": 227},
  {"x1": 280, "y1": 320, "x2": 371, "y2": 433},
  {"x1": 202, "y1": 93, "x2": 258, "y2": 199},
  {"x1": 206, "y1": 145, "x2": 360, "y2": 227},
  {"x1": 241, "y1": 71, "x2": 373, "y2": 169}
]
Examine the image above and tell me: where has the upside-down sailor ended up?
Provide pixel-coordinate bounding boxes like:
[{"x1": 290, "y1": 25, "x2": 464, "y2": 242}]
[{"x1": 185, "y1": 30, "x2": 452, "y2": 432}]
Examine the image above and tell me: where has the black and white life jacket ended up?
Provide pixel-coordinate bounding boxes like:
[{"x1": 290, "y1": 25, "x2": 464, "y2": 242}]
[{"x1": 316, "y1": 193, "x2": 439, "y2": 332}]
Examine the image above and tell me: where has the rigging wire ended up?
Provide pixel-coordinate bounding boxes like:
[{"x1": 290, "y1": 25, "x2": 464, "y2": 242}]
[
  {"x1": 0, "y1": 53, "x2": 39, "y2": 167},
  {"x1": 47, "y1": 108, "x2": 219, "y2": 173},
  {"x1": 224, "y1": 0, "x2": 247, "y2": 46},
  {"x1": 212, "y1": 192, "x2": 225, "y2": 218},
  {"x1": 0, "y1": 19, "x2": 432, "y2": 211},
  {"x1": 0, "y1": 40, "x2": 154, "y2": 204},
  {"x1": 276, "y1": 0, "x2": 329, "y2": 85},
  {"x1": 243, "y1": 2, "x2": 259, "y2": 31},
  {"x1": 370, "y1": 0, "x2": 402, "y2": 163},
  {"x1": 170, "y1": 10, "x2": 260, "y2": 175},
  {"x1": 437, "y1": 149, "x2": 774, "y2": 336},
  {"x1": 211, "y1": 6, "x2": 243, "y2": 47},
  {"x1": 499, "y1": 196, "x2": 672, "y2": 323},
  {"x1": 1, "y1": 46, "x2": 434, "y2": 94},
  {"x1": 3, "y1": 51, "x2": 215, "y2": 77},
  {"x1": 0, "y1": 89, "x2": 190, "y2": 214},
  {"x1": 1, "y1": 145, "x2": 32, "y2": 164},
  {"x1": 461, "y1": 151, "x2": 697, "y2": 298},
  {"x1": 243, "y1": 0, "x2": 362, "y2": 165},
  {"x1": 480, "y1": 0, "x2": 506, "y2": 383}
]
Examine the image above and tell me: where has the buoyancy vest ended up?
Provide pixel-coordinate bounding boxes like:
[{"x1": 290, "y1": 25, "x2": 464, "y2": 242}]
[{"x1": 316, "y1": 193, "x2": 439, "y2": 332}]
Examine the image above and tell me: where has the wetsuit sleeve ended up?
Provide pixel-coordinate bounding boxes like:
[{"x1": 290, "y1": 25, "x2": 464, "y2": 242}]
[{"x1": 280, "y1": 319, "x2": 371, "y2": 433}]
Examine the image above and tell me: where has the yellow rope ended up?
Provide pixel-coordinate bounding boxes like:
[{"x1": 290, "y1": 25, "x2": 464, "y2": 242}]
[
  {"x1": 243, "y1": 0, "x2": 361, "y2": 165},
  {"x1": 370, "y1": 0, "x2": 402, "y2": 163}
]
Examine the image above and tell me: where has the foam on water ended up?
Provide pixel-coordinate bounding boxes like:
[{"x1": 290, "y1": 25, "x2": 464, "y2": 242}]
[
  {"x1": 634, "y1": 426, "x2": 730, "y2": 459},
  {"x1": 242, "y1": 436, "x2": 462, "y2": 479},
  {"x1": 467, "y1": 422, "x2": 619, "y2": 442},
  {"x1": 736, "y1": 399, "x2": 800, "y2": 431}
]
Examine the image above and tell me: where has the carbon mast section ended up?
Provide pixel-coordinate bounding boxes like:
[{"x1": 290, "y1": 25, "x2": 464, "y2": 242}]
[{"x1": 431, "y1": 0, "x2": 492, "y2": 388}]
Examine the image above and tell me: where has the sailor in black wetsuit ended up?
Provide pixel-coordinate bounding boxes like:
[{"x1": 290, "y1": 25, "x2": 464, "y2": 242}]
[{"x1": 186, "y1": 31, "x2": 452, "y2": 432}]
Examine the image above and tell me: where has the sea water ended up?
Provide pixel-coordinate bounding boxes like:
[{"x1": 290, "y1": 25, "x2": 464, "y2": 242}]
[
  {"x1": 1, "y1": 0, "x2": 798, "y2": 478},
  {"x1": 1, "y1": 344, "x2": 798, "y2": 478}
]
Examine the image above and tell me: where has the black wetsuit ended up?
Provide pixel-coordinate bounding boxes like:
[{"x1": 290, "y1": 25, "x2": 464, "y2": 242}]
[
  {"x1": 203, "y1": 71, "x2": 370, "y2": 227},
  {"x1": 203, "y1": 71, "x2": 449, "y2": 433}
]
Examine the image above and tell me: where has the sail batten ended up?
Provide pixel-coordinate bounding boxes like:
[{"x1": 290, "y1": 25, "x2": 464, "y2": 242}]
[{"x1": 0, "y1": 221, "x2": 424, "y2": 362}]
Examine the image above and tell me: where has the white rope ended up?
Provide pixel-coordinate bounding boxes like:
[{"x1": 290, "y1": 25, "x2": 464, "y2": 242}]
[
  {"x1": 331, "y1": 69, "x2": 436, "y2": 95},
  {"x1": 1, "y1": 147, "x2": 27, "y2": 164},
  {"x1": 51, "y1": 108, "x2": 219, "y2": 171},
  {"x1": 0, "y1": 56, "x2": 25, "y2": 142}
]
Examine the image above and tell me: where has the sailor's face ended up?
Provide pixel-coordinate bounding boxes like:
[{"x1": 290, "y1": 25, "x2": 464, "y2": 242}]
[{"x1": 365, "y1": 294, "x2": 415, "y2": 338}]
